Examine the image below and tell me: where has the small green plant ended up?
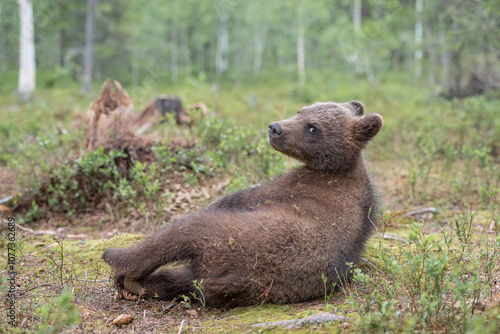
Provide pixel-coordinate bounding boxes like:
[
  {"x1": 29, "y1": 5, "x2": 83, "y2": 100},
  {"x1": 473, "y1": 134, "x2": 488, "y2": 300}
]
[
  {"x1": 180, "y1": 294, "x2": 192, "y2": 308},
  {"x1": 453, "y1": 206, "x2": 482, "y2": 261},
  {"x1": 44, "y1": 236, "x2": 74, "y2": 286},
  {"x1": 184, "y1": 173, "x2": 198, "y2": 188},
  {"x1": 191, "y1": 279, "x2": 206, "y2": 308},
  {"x1": 376, "y1": 195, "x2": 398, "y2": 236},
  {"x1": 22, "y1": 201, "x2": 45, "y2": 224},
  {"x1": 321, "y1": 273, "x2": 336, "y2": 308},
  {"x1": 152, "y1": 141, "x2": 176, "y2": 172},
  {"x1": 37, "y1": 288, "x2": 81, "y2": 333}
]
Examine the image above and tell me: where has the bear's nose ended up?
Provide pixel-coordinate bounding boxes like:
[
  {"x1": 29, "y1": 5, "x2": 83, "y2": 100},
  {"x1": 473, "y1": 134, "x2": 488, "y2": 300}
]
[{"x1": 268, "y1": 123, "x2": 282, "y2": 139}]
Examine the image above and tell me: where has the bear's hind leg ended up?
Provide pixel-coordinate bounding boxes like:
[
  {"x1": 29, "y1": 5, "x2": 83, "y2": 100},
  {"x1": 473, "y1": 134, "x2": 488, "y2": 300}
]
[{"x1": 102, "y1": 224, "x2": 195, "y2": 281}]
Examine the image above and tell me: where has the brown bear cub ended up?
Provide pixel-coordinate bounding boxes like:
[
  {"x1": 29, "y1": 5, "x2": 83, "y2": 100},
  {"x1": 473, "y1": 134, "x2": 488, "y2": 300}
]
[{"x1": 103, "y1": 101, "x2": 383, "y2": 308}]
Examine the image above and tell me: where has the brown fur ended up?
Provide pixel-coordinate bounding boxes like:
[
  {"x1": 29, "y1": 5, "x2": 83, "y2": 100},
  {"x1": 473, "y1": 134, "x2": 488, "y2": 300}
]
[{"x1": 102, "y1": 101, "x2": 383, "y2": 308}]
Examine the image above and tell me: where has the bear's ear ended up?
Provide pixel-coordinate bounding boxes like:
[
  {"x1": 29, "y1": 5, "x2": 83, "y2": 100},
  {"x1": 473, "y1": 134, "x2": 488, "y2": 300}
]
[
  {"x1": 353, "y1": 113, "x2": 383, "y2": 142},
  {"x1": 346, "y1": 101, "x2": 364, "y2": 116}
]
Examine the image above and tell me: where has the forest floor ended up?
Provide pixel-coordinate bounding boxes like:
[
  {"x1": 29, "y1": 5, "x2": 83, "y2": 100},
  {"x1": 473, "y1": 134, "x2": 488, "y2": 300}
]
[{"x1": 0, "y1": 75, "x2": 499, "y2": 333}]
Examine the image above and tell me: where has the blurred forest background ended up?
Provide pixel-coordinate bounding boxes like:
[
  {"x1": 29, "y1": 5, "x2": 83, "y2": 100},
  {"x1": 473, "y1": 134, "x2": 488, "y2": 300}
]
[{"x1": 1, "y1": 0, "x2": 499, "y2": 98}]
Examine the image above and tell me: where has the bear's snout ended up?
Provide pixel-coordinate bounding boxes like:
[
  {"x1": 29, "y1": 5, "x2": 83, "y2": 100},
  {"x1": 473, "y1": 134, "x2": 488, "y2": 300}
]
[{"x1": 268, "y1": 122, "x2": 282, "y2": 139}]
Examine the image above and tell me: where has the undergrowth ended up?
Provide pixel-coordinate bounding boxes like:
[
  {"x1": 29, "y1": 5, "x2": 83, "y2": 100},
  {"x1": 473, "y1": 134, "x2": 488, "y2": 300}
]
[
  {"x1": 346, "y1": 203, "x2": 500, "y2": 333},
  {"x1": 15, "y1": 110, "x2": 285, "y2": 225}
]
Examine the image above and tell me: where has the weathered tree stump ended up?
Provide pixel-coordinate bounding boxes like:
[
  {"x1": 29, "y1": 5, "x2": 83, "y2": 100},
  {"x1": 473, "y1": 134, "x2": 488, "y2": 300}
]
[{"x1": 85, "y1": 79, "x2": 134, "y2": 150}]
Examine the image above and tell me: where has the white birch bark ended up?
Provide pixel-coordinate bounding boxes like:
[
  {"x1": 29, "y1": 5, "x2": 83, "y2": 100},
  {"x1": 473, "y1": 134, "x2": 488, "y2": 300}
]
[
  {"x1": 352, "y1": 0, "x2": 362, "y2": 75},
  {"x1": 253, "y1": 26, "x2": 268, "y2": 76},
  {"x1": 197, "y1": 37, "x2": 205, "y2": 73},
  {"x1": 131, "y1": 48, "x2": 139, "y2": 88},
  {"x1": 18, "y1": 0, "x2": 36, "y2": 102},
  {"x1": 439, "y1": 16, "x2": 448, "y2": 85},
  {"x1": 297, "y1": 0, "x2": 305, "y2": 88},
  {"x1": 216, "y1": 0, "x2": 229, "y2": 76},
  {"x1": 82, "y1": 0, "x2": 95, "y2": 95},
  {"x1": 353, "y1": 0, "x2": 361, "y2": 32},
  {"x1": 170, "y1": 22, "x2": 178, "y2": 83},
  {"x1": 414, "y1": 0, "x2": 424, "y2": 78}
]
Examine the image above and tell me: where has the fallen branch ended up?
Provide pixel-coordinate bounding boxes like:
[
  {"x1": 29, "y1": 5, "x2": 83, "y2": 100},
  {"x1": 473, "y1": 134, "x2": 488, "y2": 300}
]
[
  {"x1": 404, "y1": 207, "x2": 436, "y2": 217},
  {"x1": 380, "y1": 232, "x2": 408, "y2": 243},
  {"x1": 14, "y1": 224, "x2": 87, "y2": 239},
  {"x1": 178, "y1": 319, "x2": 186, "y2": 334},
  {"x1": 0, "y1": 195, "x2": 13, "y2": 205},
  {"x1": 361, "y1": 257, "x2": 378, "y2": 270},
  {"x1": 252, "y1": 312, "x2": 347, "y2": 329}
]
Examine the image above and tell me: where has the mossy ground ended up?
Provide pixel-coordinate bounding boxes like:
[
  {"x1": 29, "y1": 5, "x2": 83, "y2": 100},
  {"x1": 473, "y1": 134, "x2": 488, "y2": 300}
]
[
  {"x1": 0, "y1": 232, "x2": 403, "y2": 333},
  {"x1": 1, "y1": 73, "x2": 499, "y2": 332}
]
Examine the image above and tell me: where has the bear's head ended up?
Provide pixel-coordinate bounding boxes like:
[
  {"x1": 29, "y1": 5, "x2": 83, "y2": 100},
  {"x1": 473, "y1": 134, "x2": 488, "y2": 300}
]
[{"x1": 268, "y1": 101, "x2": 383, "y2": 172}]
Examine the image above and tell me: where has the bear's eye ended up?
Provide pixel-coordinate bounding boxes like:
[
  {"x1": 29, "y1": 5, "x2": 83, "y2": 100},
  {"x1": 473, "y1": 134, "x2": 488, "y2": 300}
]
[{"x1": 308, "y1": 126, "x2": 317, "y2": 134}]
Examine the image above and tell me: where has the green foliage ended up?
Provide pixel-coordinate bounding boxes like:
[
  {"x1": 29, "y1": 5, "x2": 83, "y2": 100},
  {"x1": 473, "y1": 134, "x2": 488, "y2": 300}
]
[
  {"x1": 44, "y1": 236, "x2": 71, "y2": 286},
  {"x1": 321, "y1": 273, "x2": 336, "y2": 309},
  {"x1": 37, "y1": 288, "x2": 81, "y2": 333},
  {"x1": 348, "y1": 207, "x2": 500, "y2": 333},
  {"x1": 11, "y1": 105, "x2": 285, "y2": 224},
  {"x1": 191, "y1": 279, "x2": 206, "y2": 308}
]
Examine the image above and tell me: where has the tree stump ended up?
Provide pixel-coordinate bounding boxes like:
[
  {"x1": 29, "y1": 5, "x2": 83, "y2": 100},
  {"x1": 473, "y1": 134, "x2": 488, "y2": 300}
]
[{"x1": 85, "y1": 79, "x2": 134, "y2": 150}]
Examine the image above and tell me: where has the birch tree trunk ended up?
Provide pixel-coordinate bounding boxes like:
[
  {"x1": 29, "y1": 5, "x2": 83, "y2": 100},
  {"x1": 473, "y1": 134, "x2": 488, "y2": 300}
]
[
  {"x1": 170, "y1": 21, "x2": 178, "y2": 83},
  {"x1": 440, "y1": 27, "x2": 448, "y2": 87},
  {"x1": 353, "y1": 0, "x2": 361, "y2": 31},
  {"x1": 414, "y1": 0, "x2": 423, "y2": 78},
  {"x1": 83, "y1": 0, "x2": 96, "y2": 96},
  {"x1": 253, "y1": 26, "x2": 268, "y2": 76},
  {"x1": 216, "y1": 0, "x2": 229, "y2": 76},
  {"x1": 196, "y1": 37, "x2": 205, "y2": 74},
  {"x1": 0, "y1": 2, "x2": 4, "y2": 72},
  {"x1": 297, "y1": 0, "x2": 305, "y2": 89},
  {"x1": 181, "y1": 28, "x2": 192, "y2": 72},
  {"x1": 352, "y1": 0, "x2": 362, "y2": 75},
  {"x1": 131, "y1": 48, "x2": 139, "y2": 88},
  {"x1": 59, "y1": 2, "x2": 67, "y2": 67},
  {"x1": 18, "y1": 0, "x2": 36, "y2": 103}
]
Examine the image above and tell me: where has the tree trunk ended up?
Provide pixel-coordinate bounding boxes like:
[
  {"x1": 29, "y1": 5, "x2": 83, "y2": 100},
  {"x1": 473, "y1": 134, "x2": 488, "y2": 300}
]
[
  {"x1": 18, "y1": 0, "x2": 36, "y2": 103},
  {"x1": 58, "y1": 2, "x2": 67, "y2": 67},
  {"x1": 196, "y1": 39, "x2": 205, "y2": 74},
  {"x1": 170, "y1": 21, "x2": 178, "y2": 83},
  {"x1": 59, "y1": 28, "x2": 66, "y2": 67},
  {"x1": 253, "y1": 26, "x2": 268, "y2": 76},
  {"x1": 131, "y1": 48, "x2": 139, "y2": 88},
  {"x1": 353, "y1": 0, "x2": 361, "y2": 32},
  {"x1": 0, "y1": 2, "x2": 4, "y2": 72},
  {"x1": 216, "y1": 8, "x2": 229, "y2": 76},
  {"x1": 352, "y1": 0, "x2": 362, "y2": 75},
  {"x1": 439, "y1": 16, "x2": 448, "y2": 86},
  {"x1": 414, "y1": 0, "x2": 423, "y2": 78},
  {"x1": 297, "y1": 0, "x2": 305, "y2": 89},
  {"x1": 83, "y1": 0, "x2": 96, "y2": 96},
  {"x1": 181, "y1": 28, "x2": 192, "y2": 72}
]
